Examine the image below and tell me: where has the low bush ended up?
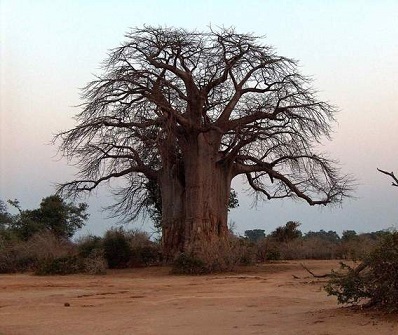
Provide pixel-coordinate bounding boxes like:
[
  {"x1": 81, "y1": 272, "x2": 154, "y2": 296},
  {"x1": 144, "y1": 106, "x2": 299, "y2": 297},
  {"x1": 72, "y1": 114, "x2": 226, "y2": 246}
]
[
  {"x1": 278, "y1": 238, "x2": 339, "y2": 260},
  {"x1": 0, "y1": 231, "x2": 75, "y2": 273},
  {"x1": 255, "y1": 239, "x2": 280, "y2": 262},
  {"x1": 82, "y1": 248, "x2": 107, "y2": 275},
  {"x1": 35, "y1": 255, "x2": 84, "y2": 275},
  {"x1": 128, "y1": 230, "x2": 161, "y2": 266},
  {"x1": 102, "y1": 228, "x2": 132, "y2": 269},
  {"x1": 336, "y1": 235, "x2": 379, "y2": 261},
  {"x1": 171, "y1": 237, "x2": 254, "y2": 275},
  {"x1": 0, "y1": 248, "x2": 36, "y2": 273},
  {"x1": 172, "y1": 252, "x2": 207, "y2": 275},
  {"x1": 325, "y1": 232, "x2": 398, "y2": 313},
  {"x1": 130, "y1": 245, "x2": 160, "y2": 266},
  {"x1": 0, "y1": 228, "x2": 161, "y2": 274},
  {"x1": 77, "y1": 235, "x2": 103, "y2": 258},
  {"x1": 250, "y1": 232, "x2": 381, "y2": 262},
  {"x1": 101, "y1": 228, "x2": 161, "y2": 268}
]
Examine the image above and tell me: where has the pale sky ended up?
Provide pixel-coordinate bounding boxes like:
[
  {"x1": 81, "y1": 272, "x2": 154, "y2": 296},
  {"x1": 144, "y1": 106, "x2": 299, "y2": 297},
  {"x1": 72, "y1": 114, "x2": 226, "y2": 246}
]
[{"x1": 1, "y1": 0, "x2": 397, "y2": 237}]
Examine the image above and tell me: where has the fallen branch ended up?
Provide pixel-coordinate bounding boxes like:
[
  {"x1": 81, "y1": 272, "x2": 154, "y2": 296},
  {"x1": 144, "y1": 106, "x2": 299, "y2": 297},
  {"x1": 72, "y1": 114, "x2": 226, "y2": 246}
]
[
  {"x1": 300, "y1": 263, "x2": 332, "y2": 278},
  {"x1": 301, "y1": 261, "x2": 369, "y2": 279}
]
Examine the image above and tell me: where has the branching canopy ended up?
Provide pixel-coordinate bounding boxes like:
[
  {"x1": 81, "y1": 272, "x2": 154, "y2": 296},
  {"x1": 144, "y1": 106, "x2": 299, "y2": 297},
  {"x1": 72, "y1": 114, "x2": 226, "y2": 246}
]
[{"x1": 55, "y1": 26, "x2": 353, "y2": 222}]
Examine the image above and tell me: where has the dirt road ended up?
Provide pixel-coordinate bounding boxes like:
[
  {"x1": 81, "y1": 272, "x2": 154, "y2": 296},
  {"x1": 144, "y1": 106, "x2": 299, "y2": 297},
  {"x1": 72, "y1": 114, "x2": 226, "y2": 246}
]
[{"x1": 0, "y1": 260, "x2": 396, "y2": 334}]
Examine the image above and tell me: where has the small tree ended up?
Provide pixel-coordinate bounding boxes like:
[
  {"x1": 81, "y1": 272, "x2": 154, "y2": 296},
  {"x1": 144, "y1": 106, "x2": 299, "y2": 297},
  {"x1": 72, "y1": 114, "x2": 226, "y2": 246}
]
[
  {"x1": 270, "y1": 221, "x2": 302, "y2": 243},
  {"x1": 244, "y1": 229, "x2": 265, "y2": 242},
  {"x1": 341, "y1": 230, "x2": 357, "y2": 242},
  {"x1": 102, "y1": 229, "x2": 132, "y2": 268},
  {"x1": 7, "y1": 195, "x2": 88, "y2": 240}
]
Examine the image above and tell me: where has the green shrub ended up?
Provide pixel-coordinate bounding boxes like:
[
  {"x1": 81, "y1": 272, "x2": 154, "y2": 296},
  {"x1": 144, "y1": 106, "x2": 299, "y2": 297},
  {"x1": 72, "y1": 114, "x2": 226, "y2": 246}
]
[
  {"x1": 172, "y1": 252, "x2": 207, "y2": 275},
  {"x1": 264, "y1": 249, "x2": 281, "y2": 261},
  {"x1": 35, "y1": 255, "x2": 84, "y2": 275},
  {"x1": 77, "y1": 235, "x2": 103, "y2": 258},
  {"x1": 325, "y1": 232, "x2": 398, "y2": 312},
  {"x1": 102, "y1": 228, "x2": 132, "y2": 268},
  {"x1": 130, "y1": 245, "x2": 160, "y2": 266}
]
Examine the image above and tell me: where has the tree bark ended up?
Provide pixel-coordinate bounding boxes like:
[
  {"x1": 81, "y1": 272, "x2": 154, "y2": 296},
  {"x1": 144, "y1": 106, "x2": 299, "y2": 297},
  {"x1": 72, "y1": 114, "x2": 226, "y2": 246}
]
[
  {"x1": 159, "y1": 162, "x2": 186, "y2": 258},
  {"x1": 161, "y1": 130, "x2": 233, "y2": 258}
]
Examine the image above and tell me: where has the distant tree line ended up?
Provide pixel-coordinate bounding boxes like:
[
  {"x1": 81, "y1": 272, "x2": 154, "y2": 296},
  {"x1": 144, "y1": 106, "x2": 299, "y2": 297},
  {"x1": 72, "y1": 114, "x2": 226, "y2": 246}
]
[
  {"x1": 244, "y1": 222, "x2": 390, "y2": 261},
  {"x1": 245, "y1": 225, "x2": 387, "y2": 244}
]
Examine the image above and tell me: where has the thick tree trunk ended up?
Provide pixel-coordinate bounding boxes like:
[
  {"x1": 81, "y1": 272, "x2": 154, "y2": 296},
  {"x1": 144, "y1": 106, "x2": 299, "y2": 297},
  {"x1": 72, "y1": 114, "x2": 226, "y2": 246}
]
[
  {"x1": 160, "y1": 131, "x2": 233, "y2": 258},
  {"x1": 160, "y1": 163, "x2": 186, "y2": 258},
  {"x1": 183, "y1": 134, "x2": 231, "y2": 246}
]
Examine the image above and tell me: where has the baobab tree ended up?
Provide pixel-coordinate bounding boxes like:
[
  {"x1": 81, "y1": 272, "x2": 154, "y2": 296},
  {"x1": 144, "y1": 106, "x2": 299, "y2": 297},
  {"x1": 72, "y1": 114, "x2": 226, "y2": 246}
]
[{"x1": 55, "y1": 26, "x2": 352, "y2": 257}]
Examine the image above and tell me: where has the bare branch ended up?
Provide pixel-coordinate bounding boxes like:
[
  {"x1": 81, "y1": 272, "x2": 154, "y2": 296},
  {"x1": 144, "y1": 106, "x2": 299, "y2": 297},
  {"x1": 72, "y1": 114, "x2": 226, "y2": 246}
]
[
  {"x1": 57, "y1": 167, "x2": 135, "y2": 195},
  {"x1": 377, "y1": 168, "x2": 398, "y2": 187}
]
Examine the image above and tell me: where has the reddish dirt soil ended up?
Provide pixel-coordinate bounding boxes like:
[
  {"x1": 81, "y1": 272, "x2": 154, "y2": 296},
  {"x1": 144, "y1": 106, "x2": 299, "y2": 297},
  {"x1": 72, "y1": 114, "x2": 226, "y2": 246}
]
[{"x1": 0, "y1": 260, "x2": 396, "y2": 335}]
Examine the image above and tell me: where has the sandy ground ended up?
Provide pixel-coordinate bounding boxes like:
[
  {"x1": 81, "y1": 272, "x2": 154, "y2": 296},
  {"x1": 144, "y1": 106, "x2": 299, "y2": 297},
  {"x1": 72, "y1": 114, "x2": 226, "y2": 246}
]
[{"x1": 0, "y1": 260, "x2": 396, "y2": 335}]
